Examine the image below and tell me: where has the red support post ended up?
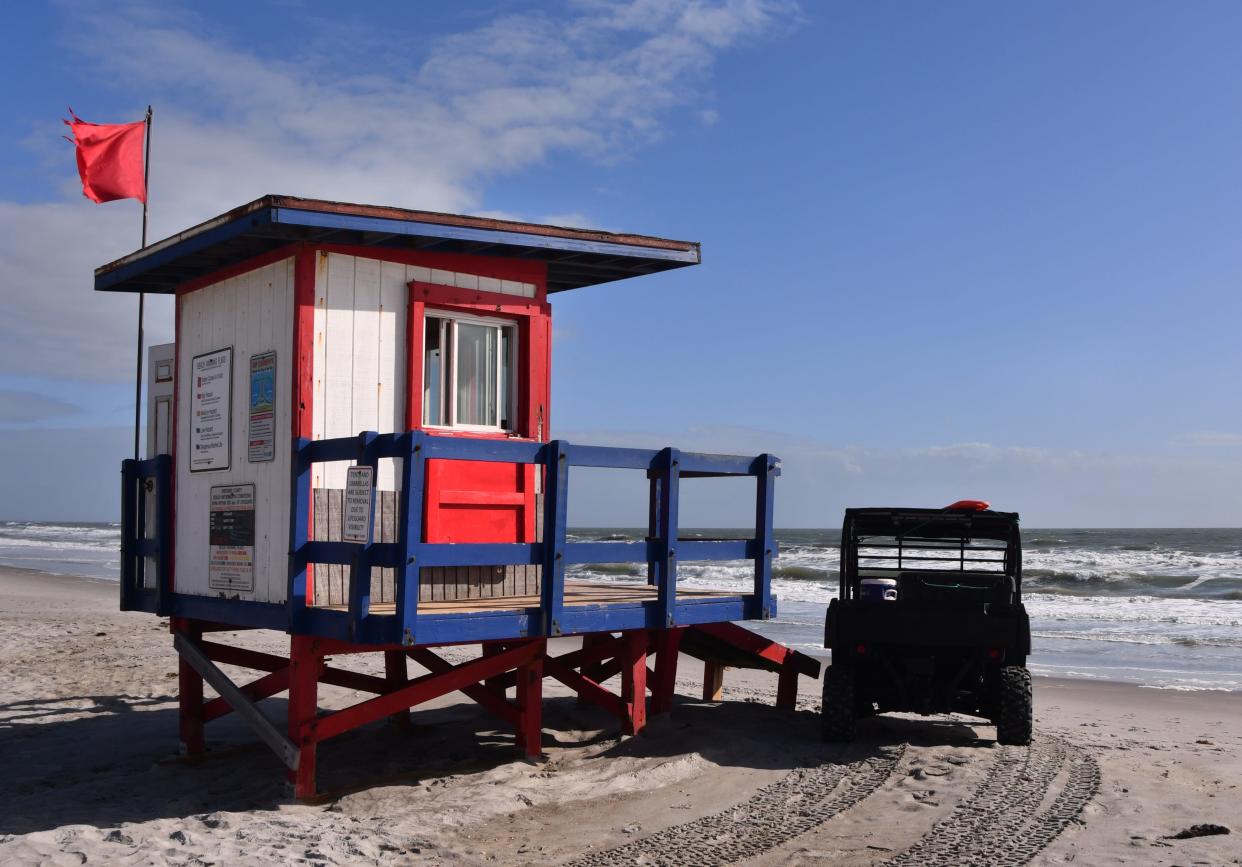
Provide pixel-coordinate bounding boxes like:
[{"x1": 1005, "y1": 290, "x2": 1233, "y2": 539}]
[
  {"x1": 577, "y1": 633, "x2": 607, "y2": 706},
  {"x1": 650, "y1": 627, "x2": 684, "y2": 716},
  {"x1": 176, "y1": 619, "x2": 205, "y2": 756},
  {"x1": 287, "y1": 635, "x2": 321, "y2": 800},
  {"x1": 482, "y1": 641, "x2": 507, "y2": 696},
  {"x1": 777, "y1": 662, "x2": 800, "y2": 711},
  {"x1": 516, "y1": 639, "x2": 545, "y2": 758},
  {"x1": 384, "y1": 649, "x2": 411, "y2": 728},
  {"x1": 620, "y1": 630, "x2": 648, "y2": 735}
]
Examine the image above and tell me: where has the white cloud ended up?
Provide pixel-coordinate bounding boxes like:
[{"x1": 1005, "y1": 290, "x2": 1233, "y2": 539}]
[
  {"x1": 1172, "y1": 431, "x2": 1242, "y2": 447},
  {"x1": 2, "y1": 0, "x2": 797, "y2": 382}
]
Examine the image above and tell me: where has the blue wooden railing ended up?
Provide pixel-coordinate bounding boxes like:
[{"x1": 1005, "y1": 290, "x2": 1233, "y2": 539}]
[
  {"x1": 291, "y1": 432, "x2": 780, "y2": 645},
  {"x1": 119, "y1": 434, "x2": 780, "y2": 646},
  {"x1": 119, "y1": 454, "x2": 172, "y2": 616}
]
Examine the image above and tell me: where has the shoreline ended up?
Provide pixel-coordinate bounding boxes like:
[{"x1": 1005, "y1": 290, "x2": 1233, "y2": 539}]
[{"x1": 2, "y1": 565, "x2": 1239, "y2": 865}]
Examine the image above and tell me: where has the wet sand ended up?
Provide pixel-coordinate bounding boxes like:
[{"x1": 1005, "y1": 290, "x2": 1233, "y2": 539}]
[{"x1": 1, "y1": 567, "x2": 1238, "y2": 865}]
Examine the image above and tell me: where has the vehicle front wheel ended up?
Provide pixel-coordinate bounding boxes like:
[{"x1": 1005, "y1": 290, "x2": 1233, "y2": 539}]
[
  {"x1": 820, "y1": 663, "x2": 857, "y2": 742},
  {"x1": 995, "y1": 665, "x2": 1033, "y2": 745}
]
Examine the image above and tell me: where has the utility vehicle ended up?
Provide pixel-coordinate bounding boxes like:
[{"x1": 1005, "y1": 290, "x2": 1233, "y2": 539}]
[{"x1": 821, "y1": 502, "x2": 1032, "y2": 744}]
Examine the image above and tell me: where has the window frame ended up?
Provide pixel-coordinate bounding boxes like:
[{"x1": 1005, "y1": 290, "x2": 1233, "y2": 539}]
[{"x1": 422, "y1": 309, "x2": 519, "y2": 434}]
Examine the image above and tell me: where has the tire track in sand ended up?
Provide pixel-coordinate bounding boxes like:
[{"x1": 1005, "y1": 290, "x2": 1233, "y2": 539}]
[
  {"x1": 882, "y1": 734, "x2": 1099, "y2": 867},
  {"x1": 565, "y1": 745, "x2": 905, "y2": 867},
  {"x1": 565, "y1": 732, "x2": 1097, "y2": 867}
]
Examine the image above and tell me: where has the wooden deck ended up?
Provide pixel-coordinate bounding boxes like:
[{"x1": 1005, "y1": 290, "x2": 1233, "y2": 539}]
[{"x1": 319, "y1": 580, "x2": 739, "y2": 615}]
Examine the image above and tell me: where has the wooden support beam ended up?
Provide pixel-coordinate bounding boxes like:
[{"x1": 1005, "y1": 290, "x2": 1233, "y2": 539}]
[
  {"x1": 777, "y1": 663, "x2": 799, "y2": 711},
  {"x1": 287, "y1": 635, "x2": 320, "y2": 798},
  {"x1": 544, "y1": 658, "x2": 627, "y2": 721},
  {"x1": 384, "y1": 650, "x2": 410, "y2": 727},
  {"x1": 559, "y1": 632, "x2": 626, "y2": 673},
  {"x1": 620, "y1": 630, "x2": 648, "y2": 735},
  {"x1": 481, "y1": 642, "x2": 507, "y2": 695},
  {"x1": 703, "y1": 660, "x2": 725, "y2": 702},
  {"x1": 311, "y1": 642, "x2": 541, "y2": 743},
  {"x1": 176, "y1": 620, "x2": 205, "y2": 756},
  {"x1": 312, "y1": 637, "x2": 408, "y2": 656},
  {"x1": 200, "y1": 639, "x2": 389, "y2": 694},
  {"x1": 516, "y1": 642, "x2": 545, "y2": 758},
  {"x1": 173, "y1": 631, "x2": 301, "y2": 772},
  {"x1": 320, "y1": 666, "x2": 389, "y2": 695},
  {"x1": 576, "y1": 633, "x2": 608, "y2": 706},
  {"x1": 405, "y1": 647, "x2": 521, "y2": 727},
  {"x1": 651, "y1": 627, "x2": 684, "y2": 715},
  {"x1": 202, "y1": 667, "x2": 291, "y2": 723},
  {"x1": 200, "y1": 640, "x2": 288, "y2": 671},
  {"x1": 590, "y1": 656, "x2": 624, "y2": 685}
]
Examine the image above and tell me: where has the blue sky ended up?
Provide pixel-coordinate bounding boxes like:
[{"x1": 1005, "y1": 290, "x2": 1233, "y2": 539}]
[{"x1": 1, "y1": 0, "x2": 1240, "y2": 526}]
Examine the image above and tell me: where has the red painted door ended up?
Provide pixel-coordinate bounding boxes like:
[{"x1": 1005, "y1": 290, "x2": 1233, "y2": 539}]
[
  {"x1": 402, "y1": 257, "x2": 550, "y2": 549},
  {"x1": 424, "y1": 460, "x2": 538, "y2": 543}
]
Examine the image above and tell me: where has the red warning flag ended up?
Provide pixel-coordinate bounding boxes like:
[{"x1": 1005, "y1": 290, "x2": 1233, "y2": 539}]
[{"x1": 63, "y1": 109, "x2": 147, "y2": 203}]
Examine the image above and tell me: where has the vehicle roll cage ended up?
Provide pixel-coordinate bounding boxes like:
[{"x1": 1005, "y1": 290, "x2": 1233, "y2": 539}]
[{"x1": 838, "y1": 508, "x2": 1023, "y2": 603}]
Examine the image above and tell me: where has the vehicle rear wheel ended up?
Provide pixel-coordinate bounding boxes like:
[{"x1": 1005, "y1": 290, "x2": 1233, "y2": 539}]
[
  {"x1": 995, "y1": 665, "x2": 1033, "y2": 745},
  {"x1": 820, "y1": 663, "x2": 856, "y2": 742}
]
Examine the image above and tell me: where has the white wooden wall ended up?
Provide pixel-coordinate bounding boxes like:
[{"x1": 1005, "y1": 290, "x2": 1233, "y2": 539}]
[
  {"x1": 312, "y1": 252, "x2": 408, "y2": 490},
  {"x1": 175, "y1": 258, "x2": 294, "y2": 604}
]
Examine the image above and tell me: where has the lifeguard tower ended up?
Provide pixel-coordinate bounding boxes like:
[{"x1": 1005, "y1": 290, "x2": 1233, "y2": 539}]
[{"x1": 102, "y1": 196, "x2": 818, "y2": 798}]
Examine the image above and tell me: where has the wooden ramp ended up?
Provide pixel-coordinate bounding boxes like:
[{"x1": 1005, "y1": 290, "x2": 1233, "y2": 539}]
[{"x1": 681, "y1": 621, "x2": 822, "y2": 708}]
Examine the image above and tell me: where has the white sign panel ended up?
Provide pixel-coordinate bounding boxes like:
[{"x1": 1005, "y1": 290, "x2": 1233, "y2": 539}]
[
  {"x1": 190, "y1": 347, "x2": 233, "y2": 472},
  {"x1": 209, "y1": 483, "x2": 255, "y2": 591},
  {"x1": 343, "y1": 466, "x2": 375, "y2": 544}
]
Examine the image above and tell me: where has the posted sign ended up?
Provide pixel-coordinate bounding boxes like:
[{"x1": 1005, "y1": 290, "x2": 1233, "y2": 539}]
[
  {"x1": 209, "y1": 484, "x2": 255, "y2": 591},
  {"x1": 248, "y1": 351, "x2": 276, "y2": 462},
  {"x1": 190, "y1": 347, "x2": 232, "y2": 472},
  {"x1": 343, "y1": 466, "x2": 375, "y2": 544}
]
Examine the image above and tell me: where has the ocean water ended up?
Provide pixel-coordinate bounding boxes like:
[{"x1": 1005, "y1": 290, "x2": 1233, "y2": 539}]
[
  {"x1": 0, "y1": 520, "x2": 121, "y2": 581},
  {"x1": 2, "y1": 521, "x2": 1239, "y2": 691},
  {"x1": 567, "y1": 527, "x2": 1242, "y2": 693}
]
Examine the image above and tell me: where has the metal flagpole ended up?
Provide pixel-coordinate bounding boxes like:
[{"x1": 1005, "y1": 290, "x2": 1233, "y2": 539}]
[{"x1": 133, "y1": 106, "x2": 152, "y2": 461}]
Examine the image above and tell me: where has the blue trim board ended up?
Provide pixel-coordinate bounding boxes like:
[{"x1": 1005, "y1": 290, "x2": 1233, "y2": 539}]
[
  {"x1": 160, "y1": 591, "x2": 771, "y2": 646},
  {"x1": 95, "y1": 209, "x2": 276, "y2": 292},
  {"x1": 273, "y1": 207, "x2": 700, "y2": 264}
]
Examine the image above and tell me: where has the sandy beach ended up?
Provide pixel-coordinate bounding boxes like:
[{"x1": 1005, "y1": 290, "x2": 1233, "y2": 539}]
[{"x1": 1, "y1": 566, "x2": 1238, "y2": 866}]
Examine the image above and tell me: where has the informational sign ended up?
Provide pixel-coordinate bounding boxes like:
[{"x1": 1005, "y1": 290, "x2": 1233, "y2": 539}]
[
  {"x1": 343, "y1": 466, "x2": 375, "y2": 544},
  {"x1": 248, "y1": 351, "x2": 276, "y2": 463},
  {"x1": 209, "y1": 484, "x2": 255, "y2": 591},
  {"x1": 190, "y1": 347, "x2": 232, "y2": 472}
]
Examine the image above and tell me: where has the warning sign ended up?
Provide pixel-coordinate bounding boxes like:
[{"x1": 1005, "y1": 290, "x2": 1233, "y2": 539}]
[
  {"x1": 209, "y1": 484, "x2": 255, "y2": 591},
  {"x1": 248, "y1": 351, "x2": 276, "y2": 462},
  {"x1": 343, "y1": 466, "x2": 375, "y2": 544},
  {"x1": 190, "y1": 347, "x2": 232, "y2": 472}
]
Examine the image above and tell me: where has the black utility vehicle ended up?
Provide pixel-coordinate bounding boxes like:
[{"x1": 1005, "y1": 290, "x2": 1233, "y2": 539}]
[{"x1": 821, "y1": 503, "x2": 1032, "y2": 744}]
